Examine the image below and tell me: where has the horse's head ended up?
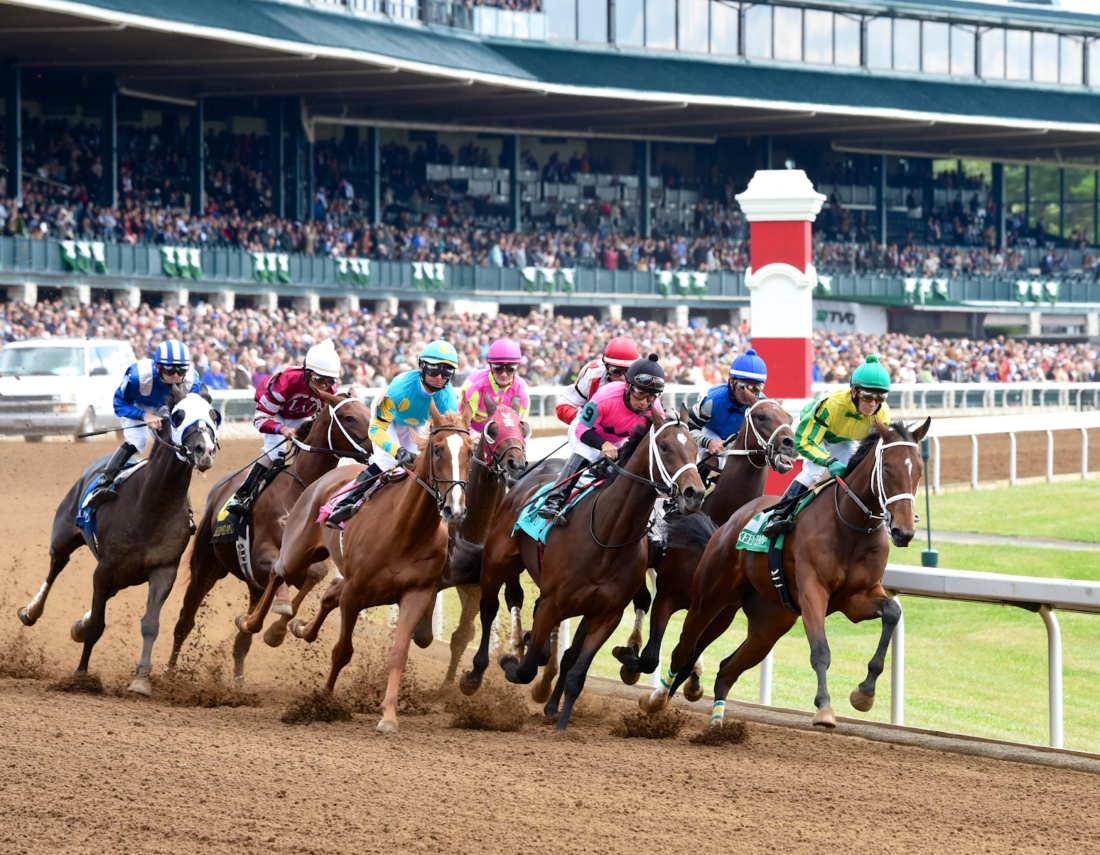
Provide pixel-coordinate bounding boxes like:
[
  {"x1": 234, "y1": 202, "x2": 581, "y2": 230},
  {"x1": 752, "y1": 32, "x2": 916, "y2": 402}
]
[
  {"x1": 742, "y1": 399, "x2": 796, "y2": 473},
  {"x1": 168, "y1": 392, "x2": 221, "y2": 472},
  {"x1": 426, "y1": 402, "x2": 474, "y2": 525},
  {"x1": 480, "y1": 399, "x2": 529, "y2": 487},
  {"x1": 872, "y1": 417, "x2": 931, "y2": 547},
  {"x1": 313, "y1": 389, "x2": 372, "y2": 459},
  {"x1": 650, "y1": 404, "x2": 705, "y2": 515}
]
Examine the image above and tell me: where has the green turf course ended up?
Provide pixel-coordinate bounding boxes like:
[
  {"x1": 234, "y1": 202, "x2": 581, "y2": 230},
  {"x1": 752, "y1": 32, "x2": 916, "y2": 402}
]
[
  {"x1": 437, "y1": 538, "x2": 1100, "y2": 753},
  {"x1": 930, "y1": 479, "x2": 1100, "y2": 542}
]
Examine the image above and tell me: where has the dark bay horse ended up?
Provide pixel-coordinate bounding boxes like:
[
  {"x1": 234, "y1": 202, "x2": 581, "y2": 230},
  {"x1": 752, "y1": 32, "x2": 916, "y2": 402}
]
[
  {"x1": 18, "y1": 390, "x2": 221, "y2": 695},
  {"x1": 615, "y1": 398, "x2": 795, "y2": 695},
  {"x1": 241, "y1": 406, "x2": 473, "y2": 732},
  {"x1": 169, "y1": 390, "x2": 371, "y2": 685},
  {"x1": 642, "y1": 418, "x2": 930, "y2": 730},
  {"x1": 462, "y1": 406, "x2": 704, "y2": 732}
]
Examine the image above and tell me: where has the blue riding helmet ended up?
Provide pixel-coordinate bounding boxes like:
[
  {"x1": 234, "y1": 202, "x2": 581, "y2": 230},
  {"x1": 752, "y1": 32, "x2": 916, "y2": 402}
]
[
  {"x1": 729, "y1": 348, "x2": 767, "y2": 383},
  {"x1": 154, "y1": 339, "x2": 191, "y2": 369},
  {"x1": 419, "y1": 339, "x2": 459, "y2": 368}
]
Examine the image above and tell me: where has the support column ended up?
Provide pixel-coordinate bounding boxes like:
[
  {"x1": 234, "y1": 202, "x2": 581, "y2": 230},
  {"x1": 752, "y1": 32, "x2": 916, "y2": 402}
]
[
  {"x1": 258, "y1": 292, "x2": 278, "y2": 313},
  {"x1": 599, "y1": 304, "x2": 623, "y2": 322},
  {"x1": 668, "y1": 304, "x2": 688, "y2": 328},
  {"x1": 765, "y1": 135, "x2": 773, "y2": 170},
  {"x1": 1024, "y1": 165, "x2": 1031, "y2": 230},
  {"x1": 437, "y1": 299, "x2": 499, "y2": 317},
  {"x1": 992, "y1": 162, "x2": 1006, "y2": 249},
  {"x1": 306, "y1": 137, "x2": 315, "y2": 221},
  {"x1": 368, "y1": 126, "x2": 381, "y2": 225},
  {"x1": 272, "y1": 99, "x2": 286, "y2": 218},
  {"x1": 60, "y1": 285, "x2": 91, "y2": 308},
  {"x1": 6, "y1": 283, "x2": 36, "y2": 305},
  {"x1": 101, "y1": 74, "x2": 118, "y2": 209},
  {"x1": 1086, "y1": 313, "x2": 1099, "y2": 338},
  {"x1": 292, "y1": 106, "x2": 303, "y2": 221},
  {"x1": 505, "y1": 133, "x2": 521, "y2": 232},
  {"x1": 210, "y1": 290, "x2": 236, "y2": 312},
  {"x1": 335, "y1": 294, "x2": 360, "y2": 314},
  {"x1": 114, "y1": 286, "x2": 140, "y2": 309},
  {"x1": 371, "y1": 296, "x2": 399, "y2": 315},
  {"x1": 537, "y1": 302, "x2": 555, "y2": 316},
  {"x1": 410, "y1": 297, "x2": 436, "y2": 316},
  {"x1": 878, "y1": 153, "x2": 888, "y2": 245},
  {"x1": 1028, "y1": 311, "x2": 1042, "y2": 337},
  {"x1": 1094, "y1": 170, "x2": 1099, "y2": 246},
  {"x1": 293, "y1": 293, "x2": 319, "y2": 314},
  {"x1": 161, "y1": 288, "x2": 190, "y2": 310},
  {"x1": 1059, "y1": 168, "x2": 1066, "y2": 240},
  {"x1": 640, "y1": 139, "x2": 652, "y2": 238},
  {"x1": 189, "y1": 96, "x2": 204, "y2": 216},
  {"x1": 3, "y1": 61, "x2": 22, "y2": 204}
]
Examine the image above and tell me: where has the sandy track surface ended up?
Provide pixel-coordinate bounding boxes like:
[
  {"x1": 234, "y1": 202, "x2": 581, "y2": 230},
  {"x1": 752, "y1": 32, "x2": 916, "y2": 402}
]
[{"x1": 2, "y1": 440, "x2": 1099, "y2": 854}]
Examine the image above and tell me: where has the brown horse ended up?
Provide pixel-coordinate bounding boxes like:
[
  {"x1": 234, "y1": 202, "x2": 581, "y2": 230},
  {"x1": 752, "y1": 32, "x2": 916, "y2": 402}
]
[
  {"x1": 241, "y1": 405, "x2": 472, "y2": 732},
  {"x1": 642, "y1": 418, "x2": 930, "y2": 730},
  {"x1": 461, "y1": 406, "x2": 704, "y2": 732},
  {"x1": 615, "y1": 398, "x2": 795, "y2": 694},
  {"x1": 167, "y1": 390, "x2": 372, "y2": 684}
]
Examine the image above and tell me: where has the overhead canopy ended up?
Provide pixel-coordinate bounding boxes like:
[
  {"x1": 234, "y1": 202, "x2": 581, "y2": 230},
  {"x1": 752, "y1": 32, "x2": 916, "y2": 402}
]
[{"x1": 3, "y1": 0, "x2": 1100, "y2": 163}]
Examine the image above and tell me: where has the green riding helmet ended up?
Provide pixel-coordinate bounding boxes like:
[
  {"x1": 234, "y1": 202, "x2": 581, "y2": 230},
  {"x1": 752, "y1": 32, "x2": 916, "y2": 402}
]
[{"x1": 850, "y1": 354, "x2": 891, "y2": 391}]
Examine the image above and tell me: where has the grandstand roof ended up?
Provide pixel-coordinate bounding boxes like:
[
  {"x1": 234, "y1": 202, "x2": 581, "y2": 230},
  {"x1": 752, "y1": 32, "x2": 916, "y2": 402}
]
[{"x1": 4, "y1": 0, "x2": 1100, "y2": 165}]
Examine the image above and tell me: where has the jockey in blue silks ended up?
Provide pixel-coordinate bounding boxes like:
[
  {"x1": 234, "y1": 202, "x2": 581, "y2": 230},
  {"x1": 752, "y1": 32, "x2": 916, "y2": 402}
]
[
  {"x1": 686, "y1": 348, "x2": 767, "y2": 460},
  {"x1": 86, "y1": 339, "x2": 204, "y2": 508}
]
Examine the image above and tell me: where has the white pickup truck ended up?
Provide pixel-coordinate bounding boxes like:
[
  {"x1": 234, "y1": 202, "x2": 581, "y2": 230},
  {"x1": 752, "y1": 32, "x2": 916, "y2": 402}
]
[{"x1": 0, "y1": 338, "x2": 136, "y2": 441}]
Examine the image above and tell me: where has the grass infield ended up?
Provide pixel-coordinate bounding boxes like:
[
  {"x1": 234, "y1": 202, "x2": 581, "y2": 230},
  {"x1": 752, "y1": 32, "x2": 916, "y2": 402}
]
[{"x1": 929, "y1": 480, "x2": 1100, "y2": 543}]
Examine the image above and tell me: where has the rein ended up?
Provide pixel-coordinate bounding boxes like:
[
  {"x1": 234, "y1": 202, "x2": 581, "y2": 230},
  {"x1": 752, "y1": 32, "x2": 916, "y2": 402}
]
[
  {"x1": 402, "y1": 425, "x2": 471, "y2": 513},
  {"x1": 289, "y1": 397, "x2": 372, "y2": 462},
  {"x1": 153, "y1": 423, "x2": 217, "y2": 469},
  {"x1": 471, "y1": 436, "x2": 525, "y2": 478},
  {"x1": 832, "y1": 439, "x2": 919, "y2": 533},
  {"x1": 720, "y1": 399, "x2": 794, "y2": 471}
]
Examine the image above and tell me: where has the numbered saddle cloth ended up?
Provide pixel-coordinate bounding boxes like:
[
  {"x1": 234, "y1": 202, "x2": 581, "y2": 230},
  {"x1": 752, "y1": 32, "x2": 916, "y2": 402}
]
[
  {"x1": 211, "y1": 461, "x2": 287, "y2": 544},
  {"x1": 512, "y1": 472, "x2": 602, "y2": 545},
  {"x1": 316, "y1": 468, "x2": 409, "y2": 529},
  {"x1": 75, "y1": 459, "x2": 147, "y2": 552}
]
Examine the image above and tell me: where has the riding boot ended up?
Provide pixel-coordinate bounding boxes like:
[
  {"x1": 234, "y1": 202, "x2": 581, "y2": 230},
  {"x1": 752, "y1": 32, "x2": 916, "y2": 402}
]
[
  {"x1": 86, "y1": 443, "x2": 138, "y2": 509},
  {"x1": 761, "y1": 480, "x2": 810, "y2": 539},
  {"x1": 224, "y1": 462, "x2": 269, "y2": 518},
  {"x1": 537, "y1": 453, "x2": 587, "y2": 525},
  {"x1": 327, "y1": 463, "x2": 384, "y2": 525}
]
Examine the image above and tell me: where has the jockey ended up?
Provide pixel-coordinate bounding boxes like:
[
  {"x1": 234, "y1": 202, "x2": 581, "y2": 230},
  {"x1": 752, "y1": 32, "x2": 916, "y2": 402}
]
[
  {"x1": 459, "y1": 338, "x2": 531, "y2": 432},
  {"x1": 327, "y1": 339, "x2": 460, "y2": 524},
  {"x1": 762, "y1": 355, "x2": 892, "y2": 537},
  {"x1": 555, "y1": 335, "x2": 640, "y2": 425},
  {"x1": 539, "y1": 352, "x2": 666, "y2": 525},
  {"x1": 223, "y1": 340, "x2": 342, "y2": 517},
  {"x1": 687, "y1": 348, "x2": 767, "y2": 460},
  {"x1": 86, "y1": 339, "x2": 204, "y2": 508}
]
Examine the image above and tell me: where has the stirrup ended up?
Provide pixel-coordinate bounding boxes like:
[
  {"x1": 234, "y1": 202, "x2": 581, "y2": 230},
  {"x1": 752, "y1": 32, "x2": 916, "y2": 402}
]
[
  {"x1": 537, "y1": 499, "x2": 563, "y2": 521},
  {"x1": 761, "y1": 516, "x2": 793, "y2": 538},
  {"x1": 327, "y1": 498, "x2": 359, "y2": 525},
  {"x1": 85, "y1": 483, "x2": 118, "y2": 509},
  {"x1": 224, "y1": 495, "x2": 250, "y2": 517}
]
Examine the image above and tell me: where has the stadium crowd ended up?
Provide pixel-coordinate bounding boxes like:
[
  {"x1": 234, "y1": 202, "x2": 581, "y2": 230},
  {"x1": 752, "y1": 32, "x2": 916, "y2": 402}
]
[{"x1": 2, "y1": 299, "x2": 1099, "y2": 390}]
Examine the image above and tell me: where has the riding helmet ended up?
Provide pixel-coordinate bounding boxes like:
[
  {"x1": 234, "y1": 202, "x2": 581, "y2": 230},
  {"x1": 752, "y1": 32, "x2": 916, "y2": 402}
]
[
  {"x1": 154, "y1": 339, "x2": 190, "y2": 369},
  {"x1": 603, "y1": 336, "x2": 640, "y2": 369},
  {"x1": 419, "y1": 339, "x2": 459, "y2": 368},
  {"x1": 625, "y1": 353, "x2": 666, "y2": 394},
  {"x1": 486, "y1": 338, "x2": 522, "y2": 365},
  {"x1": 729, "y1": 348, "x2": 767, "y2": 383},
  {"x1": 851, "y1": 355, "x2": 892, "y2": 391},
  {"x1": 304, "y1": 340, "x2": 342, "y2": 379}
]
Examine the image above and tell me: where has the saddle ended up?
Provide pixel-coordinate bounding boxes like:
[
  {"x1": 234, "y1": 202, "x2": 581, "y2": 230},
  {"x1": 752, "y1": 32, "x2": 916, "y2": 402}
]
[
  {"x1": 513, "y1": 472, "x2": 603, "y2": 546},
  {"x1": 75, "y1": 459, "x2": 149, "y2": 558},
  {"x1": 319, "y1": 467, "x2": 409, "y2": 530},
  {"x1": 212, "y1": 460, "x2": 288, "y2": 544}
]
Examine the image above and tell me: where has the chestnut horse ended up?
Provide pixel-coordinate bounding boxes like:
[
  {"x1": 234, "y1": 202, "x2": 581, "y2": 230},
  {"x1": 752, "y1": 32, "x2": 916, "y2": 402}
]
[
  {"x1": 167, "y1": 390, "x2": 372, "y2": 685},
  {"x1": 461, "y1": 406, "x2": 704, "y2": 732},
  {"x1": 642, "y1": 419, "x2": 930, "y2": 729},
  {"x1": 615, "y1": 398, "x2": 795, "y2": 694},
  {"x1": 240, "y1": 406, "x2": 472, "y2": 732}
]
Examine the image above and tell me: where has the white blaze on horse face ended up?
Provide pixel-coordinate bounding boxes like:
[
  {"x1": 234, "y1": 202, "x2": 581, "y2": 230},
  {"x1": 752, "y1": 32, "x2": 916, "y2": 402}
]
[
  {"x1": 677, "y1": 433, "x2": 687, "y2": 445},
  {"x1": 445, "y1": 433, "x2": 464, "y2": 511},
  {"x1": 905, "y1": 457, "x2": 913, "y2": 480}
]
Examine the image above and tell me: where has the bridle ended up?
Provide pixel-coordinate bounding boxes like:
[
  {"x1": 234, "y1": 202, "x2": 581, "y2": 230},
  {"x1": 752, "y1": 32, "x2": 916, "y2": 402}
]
[
  {"x1": 833, "y1": 438, "x2": 919, "y2": 533},
  {"x1": 404, "y1": 425, "x2": 471, "y2": 513},
  {"x1": 472, "y1": 435, "x2": 526, "y2": 479},
  {"x1": 721, "y1": 399, "x2": 794, "y2": 471},
  {"x1": 289, "y1": 397, "x2": 372, "y2": 463},
  {"x1": 155, "y1": 422, "x2": 218, "y2": 468}
]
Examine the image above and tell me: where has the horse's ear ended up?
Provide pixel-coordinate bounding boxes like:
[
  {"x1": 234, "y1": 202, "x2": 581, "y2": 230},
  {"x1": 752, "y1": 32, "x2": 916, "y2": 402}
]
[
  {"x1": 484, "y1": 419, "x2": 499, "y2": 441},
  {"x1": 429, "y1": 399, "x2": 442, "y2": 426},
  {"x1": 520, "y1": 420, "x2": 532, "y2": 439},
  {"x1": 678, "y1": 402, "x2": 690, "y2": 424},
  {"x1": 912, "y1": 416, "x2": 932, "y2": 442},
  {"x1": 874, "y1": 419, "x2": 890, "y2": 438},
  {"x1": 198, "y1": 385, "x2": 213, "y2": 405},
  {"x1": 651, "y1": 406, "x2": 665, "y2": 430},
  {"x1": 210, "y1": 408, "x2": 223, "y2": 429},
  {"x1": 484, "y1": 397, "x2": 497, "y2": 417}
]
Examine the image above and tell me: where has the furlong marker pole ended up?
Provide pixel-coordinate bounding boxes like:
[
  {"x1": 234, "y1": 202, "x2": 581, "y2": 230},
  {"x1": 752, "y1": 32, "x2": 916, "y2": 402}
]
[
  {"x1": 759, "y1": 650, "x2": 773, "y2": 706},
  {"x1": 891, "y1": 595, "x2": 905, "y2": 726},
  {"x1": 1040, "y1": 605, "x2": 1064, "y2": 749}
]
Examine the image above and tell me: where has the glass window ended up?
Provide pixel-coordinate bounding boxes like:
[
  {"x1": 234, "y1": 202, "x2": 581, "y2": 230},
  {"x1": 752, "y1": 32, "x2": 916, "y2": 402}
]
[
  {"x1": 1061, "y1": 35, "x2": 1084, "y2": 85},
  {"x1": 645, "y1": 0, "x2": 676, "y2": 49},
  {"x1": 1033, "y1": 31, "x2": 1058, "y2": 83},
  {"x1": 678, "y1": 0, "x2": 708, "y2": 53},
  {"x1": 1089, "y1": 39, "x2": 1100, "y2": 87},
  {"x1": 803, "y1": 10, "x2": 833, "y2": 65},
  {"x1": 893, "y1": 18, "x2": 920, "y2": 72},
  {"x1": 922, "y1": 21, "x2": 949, "y2": 74},
  {"x1": 545, "y1": 0, "x2": 576, "y2": 41},
  {"x1": 950, "y1": 25, "x2": 975, "y2": 77},
  {"x1": 981, "y1": 27, "x2": 1005, "y2": 79},
  {"x1": 834, "y1": 14, "x2": 861, "y2": 67},
  {"x1": 710, "y1": 0, "x2": 739, "y2": 57},
  {"x1": 0, "y1": 346, "x2": 85, "y2": 377},
  {"x1": 1006, "y1": 29, "x2": 1031, "y2": 80},
  {"x1": 866, "y1": 17, "x2": 892, "y2": 70},
  {"x1": 773, "y1": 6, "x2": 802, "y2": 62},
  {"x1": 744, "y1": 5, "x2": 772, "y2": 60},
  {"x1": 615, "y1": 0, "x2": 644, "y2": 47},
  {"x1": 578, "y1": 0, "x2": 607, "y2": 43}
]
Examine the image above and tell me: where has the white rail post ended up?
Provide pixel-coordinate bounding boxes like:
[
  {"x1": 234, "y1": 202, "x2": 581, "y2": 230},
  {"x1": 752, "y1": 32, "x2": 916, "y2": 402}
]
[
  {"x1": 891, "y1": 595, "x2": 905, "y2": 726},
  {"x1": 558, "y1": 618, "x2": 571, "y2": 664},
  {"x1": 932, "y1": 436, "x2": 941, "y2": 494},
  {"x1": 1081, "y1": 427, "x2": 1089, "y2": 479},
  {"x1": 759, "y1": 650, "x2": 773, "y2": 706},
  {"x1": 1039, "y1": 606, "x2": 1064, "y2": 749},
  {"x1": 432, "y1": 591, "x2": 443, "y2": 640},
  {"x1": 1046, "y1": 429, "x2": 1054, "y2": 483},
  {"x1": 970, "y1": 434, "x2": 979, "y2": 489},
  {"x1": 1009, "y1": 432, "x2": 1017, "y2": 486}
]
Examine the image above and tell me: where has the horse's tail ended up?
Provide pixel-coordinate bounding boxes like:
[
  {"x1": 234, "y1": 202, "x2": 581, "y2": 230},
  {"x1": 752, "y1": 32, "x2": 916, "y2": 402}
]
[
  {"x1": 665, "y1": 513, "x2": 719, "y2": 555},
  {"x1": 447, "y1": 536, "x2": 484, "y2": 588}
]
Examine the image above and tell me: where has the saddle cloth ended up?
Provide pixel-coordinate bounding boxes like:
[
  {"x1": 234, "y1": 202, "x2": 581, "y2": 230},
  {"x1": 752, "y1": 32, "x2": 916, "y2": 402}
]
[
  {"x1": 75, "y1": 459, "x2": 147, "y2": 548},
  {"x1": 512, "y1": 472, "x2": 602, "y2": 545},
  {"x1": 211, "y1": 461, "x2": 287, "y2": 545},
  {"x1": 317, "y1": 468, "x2": 409, "y2": 529}
]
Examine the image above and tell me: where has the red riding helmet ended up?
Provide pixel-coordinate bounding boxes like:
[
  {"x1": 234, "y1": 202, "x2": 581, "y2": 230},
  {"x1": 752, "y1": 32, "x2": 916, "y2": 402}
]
[{"x1": 603, "y1": 336, "x2": 640, "y2": 369}]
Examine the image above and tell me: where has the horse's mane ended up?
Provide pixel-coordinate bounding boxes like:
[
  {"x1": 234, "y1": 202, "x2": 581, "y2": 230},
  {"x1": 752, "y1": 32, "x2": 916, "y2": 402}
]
[
  {"x1": 598, "y1": 421, "x2": 651, "y2": 486},
  {"x1": 843, "y1": 420, "x2": 913, "y2": 477}
]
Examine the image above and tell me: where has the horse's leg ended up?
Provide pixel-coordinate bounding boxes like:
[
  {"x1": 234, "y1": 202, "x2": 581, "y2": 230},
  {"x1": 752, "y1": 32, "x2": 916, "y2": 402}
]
[
  {"x1": 19, "y1": 530, "x2": 83, "y2": 626},
  {"x1": 74, "y1": 567, "x2": 113, "y2": 674},
  {"x1": 843, "y1": 587, "x2": 903, "y2": 713},
  {"x1": 235, "y1": 564, "x2": 281, "y2": 635},
  {"x1": 504, "y1": 574, "x2": 525, "y2": 657},
  {"x1": 289, "y1": 576, "x2": 344, "y2": 643},
  {"x1": 460, "y1": 578, "x2": 505, "y2": 695},
  {"x1": 611, "y1": 581, "x2": 653, "y2": 686},
  {"x1": 554, "y1": 612, "x2": 621, "y2": 733},
  {"x1": 265, "y1": 561, "x2": 328, "y2": 648},
  {"x1": 230, "y1": 585, "x2": 263, "y2": 689},
  {"x1": 543, "y1": 618, "x2": 587, "y2": 719},
  {"x1": 799, "y1": 576, "x2": 837, "y2": 729},
  {"x1": 376, "y1": 586, "x2": 435, "y2": 734},
  {"x1": 323, "y1": 586, "x2": 360, "y2": 694},
  {"x1": 709, "y1": 593, "x2": 797, "y2": 727},
  {"x1": 500, "y1": 595, "x2": 559, "y2": 686},
  {"x1": 411, "y1": 584, "x2": 438, "y2": 650},
  {"x1": 443, "y1": 584, "x2": 480, "y2": 685},
  {"x1": 167, "y1": 563, "x2": 220, "y2": 671},
  {"x1": 529, "y1": 624, "x2": 559, "y2": 704},
  {"x1": 129, "y1": 565, "x2": 176, "y2": 696}
]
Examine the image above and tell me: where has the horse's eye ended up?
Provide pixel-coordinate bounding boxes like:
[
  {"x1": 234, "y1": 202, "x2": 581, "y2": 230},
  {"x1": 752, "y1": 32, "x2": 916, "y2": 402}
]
[
  {"x1": 660, "y1": 443, "x2": 670, "y2": 453},
  {"x1": 433, "y1": 447, "x2": 442, "y2": 456}
]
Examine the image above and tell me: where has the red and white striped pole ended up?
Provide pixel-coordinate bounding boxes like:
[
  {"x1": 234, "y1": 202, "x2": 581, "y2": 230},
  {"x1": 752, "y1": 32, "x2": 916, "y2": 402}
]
[{"x1": 736, "y1": 170, "x2": 825, "y2": 494}]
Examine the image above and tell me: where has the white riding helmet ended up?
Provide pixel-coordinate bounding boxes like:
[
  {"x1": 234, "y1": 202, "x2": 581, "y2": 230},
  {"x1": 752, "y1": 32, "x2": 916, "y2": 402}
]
[{"x1": 304, "y1": 340, "x2": 341, "y2": 380}]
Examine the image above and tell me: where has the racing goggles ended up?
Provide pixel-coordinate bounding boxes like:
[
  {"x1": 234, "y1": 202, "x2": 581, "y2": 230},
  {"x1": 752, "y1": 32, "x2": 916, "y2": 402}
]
[
  {"x1": 157, "y1": 364, "x2": 188, "y2": 379},
  {"x1": 605, "y1": 364, "x2": 628, "y2": 378},
  {"x1": 628, "y1": 376, "x2": 665, "y2": 397},
  {"x1": 420, "y1": 361, "x2": 456, "y2": 379},
  {"x1": 855, "y1": 389, "x2": 888, "y2": 403},
  {"x1": 731, "y1": 379, "x2": 764, "y2": 397},
  {"x1": 489, "y1": 363, "x2": 518, "y2": 374}
]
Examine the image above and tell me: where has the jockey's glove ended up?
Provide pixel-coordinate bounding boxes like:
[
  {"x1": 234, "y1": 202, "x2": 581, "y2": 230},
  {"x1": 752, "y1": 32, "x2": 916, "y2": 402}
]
[
  {"x1": 395, "y1": 447, "x2": 418, "y2": 467},
  {"x1": 827, "y1": 459, "x2": 847, "y2": 478}
]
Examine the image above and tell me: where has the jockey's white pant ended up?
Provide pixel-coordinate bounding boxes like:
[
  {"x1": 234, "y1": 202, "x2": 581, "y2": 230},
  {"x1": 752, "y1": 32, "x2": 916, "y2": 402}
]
[
  {"x1": 369, "y1": 423, "x2": 422, "y2": 471},
  {"x1": 261, "y1": 417, "x2": 308, "y2": 464},
  {"x1": 795, "y1": 438, "x2": 859, "y2": 487},
  {"x1": 120, "y1": 417, "x2": 152, "y2": 454},
  {"x1": 566, "y1": 429, "x2": 605, "y2": 464}
]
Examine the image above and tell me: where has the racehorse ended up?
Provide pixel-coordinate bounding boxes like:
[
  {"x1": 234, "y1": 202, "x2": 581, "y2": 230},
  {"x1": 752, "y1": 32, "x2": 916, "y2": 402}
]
[
  {"x1": 241, "y1": 405, "x2": 472, "y2": 732},
  {"x1": 615, "y1": 398, "x2": 795, "y2": 695},
  {"x1": 18, "y1": 389, "x2": 221, "y2": 695},
  {"x1": 169, "y1": 390, "x2": 372, "y2": 685},
  {"x1": 642, "y1": 418, "x2": 930, "y2": 729},
  {"x1": 461, "y1": 406, "x2": 704, "y2": 732}
]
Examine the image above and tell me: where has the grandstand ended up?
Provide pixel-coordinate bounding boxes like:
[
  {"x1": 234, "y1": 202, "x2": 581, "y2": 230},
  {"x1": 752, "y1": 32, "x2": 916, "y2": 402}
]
[{"x1": 3, "y1": 0, "x2": 1100, "y2": 337}]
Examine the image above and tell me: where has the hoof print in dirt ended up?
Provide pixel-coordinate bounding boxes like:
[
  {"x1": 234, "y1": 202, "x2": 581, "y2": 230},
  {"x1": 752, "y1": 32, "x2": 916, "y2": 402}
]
[
  {"x1": 689, "y1": 720, "x2": 749, "y2": 746},
  {"x1": 449, "y1": 685, "x2": 527, "y2": 732},
  {"x1": 281, "y1": 690, "x2": 353, "y2": 725},
  {"x1": 49, "y1": 673, "x2": 104, "y2": 694},
  {"x1": 611, "y1": 709, "x2": 687, "y2": 740}
]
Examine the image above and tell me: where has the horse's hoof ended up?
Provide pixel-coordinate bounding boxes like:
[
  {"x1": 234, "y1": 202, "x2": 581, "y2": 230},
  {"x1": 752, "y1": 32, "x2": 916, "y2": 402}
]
[
  {"x1": 232, "y1": 676, "x2": 246, "y2": 692},
  {"x1": 272, "y1": 586, "x2": 293, "y2": 617},
  {"x1": 812, "y1": 707, "x2": 837, "y2": 729},
  {"x1": 639, "y1": 691, "x2": 666, "y2": 715},
  {"x1": 619, "y1": 663, "x2": 641, "y2": 686},
  {"x1": 530, "y1": 680, "x2": 552, "y2": 704},
  {"x1": 17, "y1": 607, "x2": 36, "y2": 627},
  {"x1": 849, "y1": 689, "x2": 875, "y2": 712},
  {"x1": 498, "y1": 653, "x2": 519, "y2": 670},
  {"x1": 611, "y1": 645, "x2": 632, "y2": 664},
  {"x1": 263, "y1": 624, "x2": 287, "y2": 648},
  {"x1": 70, "y1": 620, "x2": 85, "y2": 644},
  {"x1": 234, "y1": 613, "x2": 258, "y2": 635},
  {"x1": 376, "y1": 718, "x2": 398, "y2": 734},
  {"x1": 288, "y1": 618, "x2": 306, "y2": 639},
  {"x1": 684, "y1": 672, "x2": 704, "y2": 703},
  {"x1": 459, "y1": 671, "x2": 481, "y2": 696},
  {"x1": 128, "y1": 675, "x2": 152, "y2": 697}
]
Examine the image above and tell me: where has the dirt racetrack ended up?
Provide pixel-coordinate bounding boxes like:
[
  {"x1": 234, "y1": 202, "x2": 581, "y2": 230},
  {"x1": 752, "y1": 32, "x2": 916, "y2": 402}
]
[{"x1": 2, "y1": 439, "x2": 1099, "y2": 855}]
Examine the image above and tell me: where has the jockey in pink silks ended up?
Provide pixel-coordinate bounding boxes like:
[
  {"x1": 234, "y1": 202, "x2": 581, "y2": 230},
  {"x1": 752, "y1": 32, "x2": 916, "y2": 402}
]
[
  {"x1": 538, "y1": 352, "x2": 666, "y2": 525},
  {"x1": 459, "y1": 338, "x2": 531, "y2": 433}
]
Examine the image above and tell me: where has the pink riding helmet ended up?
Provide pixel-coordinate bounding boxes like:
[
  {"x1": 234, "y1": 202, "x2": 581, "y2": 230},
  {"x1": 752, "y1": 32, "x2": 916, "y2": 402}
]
[{"x1": 486, "y1": 338, "x2": 522, "y2": 364}]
